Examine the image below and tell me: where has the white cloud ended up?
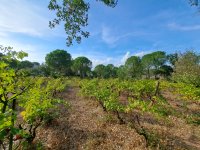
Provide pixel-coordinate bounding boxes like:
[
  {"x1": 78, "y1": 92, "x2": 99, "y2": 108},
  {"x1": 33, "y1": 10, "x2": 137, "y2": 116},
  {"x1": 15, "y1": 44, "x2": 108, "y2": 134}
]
[
  {"x1": 91, "y1": 57, "x2": 113, "y2": 67},
  {"x1": 0, "y1": 35, "x2": 46, "y2": 63},
  {"x1": 87, "y1": 50, "x2": 152, "y2": 68},
  {"x1": 0, "y1": 0, "x2": 65, "y2": 63},
  {"x1": 168, "y1": 23, "x2": 200, "y2": 31},
  {"x1": 0, "y1": 0, "x2": 64, "y2": 38},
  {"x1": 101, "y1": 25, "x2": 149, "y2": 46},
  {"x1": 101, "y1": 26, "x2": 128, "y2": 45},
  {"x1": 134, "y1": 51, "x2": 152, "y2": 57},
  {"x1": 120, "y1": 51, "x2": 130, "y2": 64},
  {"x1": 119, "y1": 50, "x2": 152, "y2": 65}
]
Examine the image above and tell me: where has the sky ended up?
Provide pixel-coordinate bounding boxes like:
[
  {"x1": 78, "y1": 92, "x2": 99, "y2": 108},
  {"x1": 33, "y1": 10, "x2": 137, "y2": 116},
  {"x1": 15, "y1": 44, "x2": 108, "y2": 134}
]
[{"x1": 0, "y1": 0, "x2": 200, "y2": 67}]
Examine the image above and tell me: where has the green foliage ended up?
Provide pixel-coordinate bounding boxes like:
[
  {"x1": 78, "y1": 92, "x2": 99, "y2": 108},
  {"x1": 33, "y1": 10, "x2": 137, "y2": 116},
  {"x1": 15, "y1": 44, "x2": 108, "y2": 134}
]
[
  {"x1": 158, "y1": 65, "x2": 173, "y2": 77},
  {"x1": 94, "y1": 64, "x2": 118, "y2": 79},
  {"x1": 18, "y1": 60, "x2": 34, "y2": 69},
  {"x1": 172, "y1": 51, "x2": 200, "y2": 87},
  {"x1": 19, "y1": 77, "x2": 68, "y2": 123},
  {"x1": 79, "y1": 79, "x2": 172, "y2": 119},
  {"x1": 142, "y1": 51, "x2": 167, "y2": 79},
  {"x1": 0, "y1": 46, "x2": 69, "y2": 148},
  {"x1": 94, "y1": 64, "x2": 106, "y2": 78},
  {"x1": 161, "y1": 81, "x2": 200, "y2": 101},
  {"x1": 0, "y1": 46, "x2": 29, "y2": 149},
  {"x1": 45, "y1": 49, "x2": 72, "y2": 77},
  {"x1": 186, "y1": 113, "x2": 200, "y2": 125},
  {"x1": 167, "y1": 53, "x2": 178, "y2": 67},
  {"x1": 105, "y1": 64, "x2": 118, "y2": 78},
  {"x1": 72, "y1": 56, "x2": 92, "y2": 78},
  {"x1": 48, "y1": 0, "x2": 117, "y2": 46},
  {"x1": 190, "y1": 0, "x2": 199, "y2": 6},
  {"x1": 124, "y1": 56, "x2": 142, "y2": 79},
  {"x1": 117, "y1": 65, "x2": 126, "y2": 79},
  {"x1": 80, "y1": 77, "x2": 199, "y2": 127},
  {"x1": 48, "y1": 0, "x2": 90, "y2": 46}
]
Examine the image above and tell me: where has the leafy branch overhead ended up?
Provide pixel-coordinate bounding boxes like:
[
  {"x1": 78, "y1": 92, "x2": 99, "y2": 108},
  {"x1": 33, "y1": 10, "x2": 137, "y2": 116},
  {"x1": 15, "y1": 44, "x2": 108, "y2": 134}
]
[
  {"x1": 189, "y1": 0, "x2": 199, "y2": 6},
  {"x1": 48, "y1": 0, "x2": 118, "y2": 46}
]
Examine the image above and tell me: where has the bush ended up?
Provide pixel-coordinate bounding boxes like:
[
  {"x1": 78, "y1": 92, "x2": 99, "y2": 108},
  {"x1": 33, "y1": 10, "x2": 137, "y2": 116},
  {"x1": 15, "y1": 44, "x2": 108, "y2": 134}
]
[{"x1": 172, "y1": 51, "x2": 200, "y2": 87}]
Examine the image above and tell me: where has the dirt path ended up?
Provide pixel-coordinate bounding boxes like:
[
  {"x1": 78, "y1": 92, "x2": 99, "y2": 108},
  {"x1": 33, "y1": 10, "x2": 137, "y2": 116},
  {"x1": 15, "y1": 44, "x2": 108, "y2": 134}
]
[{"x1": 36, "y1": 87, "x2": 146, "y2": 150}]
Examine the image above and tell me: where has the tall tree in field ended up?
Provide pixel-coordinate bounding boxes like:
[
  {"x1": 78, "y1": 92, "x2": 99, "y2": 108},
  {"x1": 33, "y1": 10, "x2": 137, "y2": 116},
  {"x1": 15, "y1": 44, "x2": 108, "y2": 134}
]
[
  {"x1": 167, "y1": 53, "x2": 178, "y2": 67},
  {"x1": 18, "y1": 60, "x2": 34, "y2": 69},
  {"x1": 141, "y1": 53, "x2": 153, "y2": 79},
  {"x1": 124, "y1": 56, "x2": 142, "y2": 79},
  {"x1": 94, "y1": 64, "x2": 118, "y2": 78},
  {"x1": 158, "y1": 65, "x2": 173, "y2": 78},
  {"x1": 72, "y1": 56, "x2": 92, "y2": 78},
  {"x1": 142, "y1": 51, "x2": 167, "y2": 79},
  {"x1": 117, "y1": 65, "x2": 126, "y2": 79},
  {"x1": 106, "y1": 64, "x2": 118, "y2": 78},
  {"x1": 151, "y1": 51, "x2": 167, "y2": 78},
  {"x1": 173, "y1": 51, "x2": 200, "y2": 87},
  {"x1": 94, "y1": 64, "x2": 106, "y2": 78},
  {"x1": 45, "y1": 49, "x2": 72, "y2": 76}
]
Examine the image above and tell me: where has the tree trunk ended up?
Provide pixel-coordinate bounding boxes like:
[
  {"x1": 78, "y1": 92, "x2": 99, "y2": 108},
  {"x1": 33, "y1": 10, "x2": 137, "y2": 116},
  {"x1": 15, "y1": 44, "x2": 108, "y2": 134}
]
[
  {"x1": 154, "y1": 81, "x2": 160, "y2": 96},
  {"x1": 9, "y1": 99, "x2": 16, "y2": 150}
]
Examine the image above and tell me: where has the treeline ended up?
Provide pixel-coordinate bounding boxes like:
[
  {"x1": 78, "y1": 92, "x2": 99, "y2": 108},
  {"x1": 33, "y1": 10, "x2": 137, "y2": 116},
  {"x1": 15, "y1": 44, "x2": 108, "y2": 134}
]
[{"x1": 1, "y1": 49, "x2": 199, "y2": 86}]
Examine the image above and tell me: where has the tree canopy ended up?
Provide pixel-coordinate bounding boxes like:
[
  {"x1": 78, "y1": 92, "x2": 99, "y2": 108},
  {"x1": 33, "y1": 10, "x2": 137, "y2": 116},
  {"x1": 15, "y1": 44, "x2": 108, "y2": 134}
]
[
  {"x1": 94, "y1": 64, "x2": 118, "y2": 78},
  {"x1": 4, "y1": 45, "x2": 198, "y2": 83},
  {"x1": 125, "y1": 56, "x2": 142, "y2": 79},
  {"x1": 45, "y1": 49, "x2": 72, "y2": 76},
  {"x1": 72, "y1": 56, "x2": 92, "y2": 78},
  {"x1": 48, "y1": 0, "x2": 118, "y2": 46},
  {"x1": 173, "y1": 51, "x2": 200, "y2": 87},
  {"x1": 141, "y1": 51, "x2": 167, "y2": 79},
  {"x1": 48, "y1": 0, "x2": 197, "y2": 47}
]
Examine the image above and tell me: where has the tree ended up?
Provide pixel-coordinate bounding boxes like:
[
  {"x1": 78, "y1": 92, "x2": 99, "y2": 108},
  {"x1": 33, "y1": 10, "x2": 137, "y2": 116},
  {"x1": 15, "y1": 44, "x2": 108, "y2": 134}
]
[
  {"x1": 124, "y1": 56, "x2": 142, "y2": 79},
  {"x1": 94, "y1": 64, "x2": 106, "y2": 78},
  {"x1": 72, "y1": 56, "x2": 92, "y2": 78},
  {"x1": 158, "y1": 65, "x2": 173, "y2": 78},
  {"x1": 151, "y1": 51, "x2": 166, "y2": 77},
  {"x1": 32, "y1": 62, "x2": 40, "y2": 68},
  {"x1": 48, "y1": 0, "x2": 118, "y2": 46},
  {"x1": 167, "y1": 53, "x2": 178, "y2": 67},
  {"x1": 106, "y1": 64, "x2": 118, "y2": 78},
  {"x1": 48, "y1": 0, "x2": 198, "y2": 47},
  {"x1": 117, "y1": 65, "x2": 126, "y2": 79},
  {"x1": 141, "y1": 53, "x2": 153, "y2": 79},
  {"x1": 45, "y1": 49, "x2": 72, "y2": 77},
  {"x1": 190, "y1": 0, "x2": 198, "y2": 6},
  {"x1": 141, "y1": 51, "x2": 167, "y2": 79},
  {"x1": 94, "y1": 64, "x2": 118, "y2": 78},
  {"x1": 18, "y1": 60, "x2": 34, "y2": 69},
  {"x1": 173, "y1": 51, "x2": 200, "y2": 87},
  {"x1": 38, "y1": 63, "x2": 51, "y2": 76}
]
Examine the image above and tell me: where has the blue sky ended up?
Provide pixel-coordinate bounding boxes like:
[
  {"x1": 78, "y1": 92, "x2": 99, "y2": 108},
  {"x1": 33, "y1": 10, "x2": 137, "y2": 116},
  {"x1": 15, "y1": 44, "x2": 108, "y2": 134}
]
[{"x1": 0, "y1": 0, "x2": 200, "y2": 66}]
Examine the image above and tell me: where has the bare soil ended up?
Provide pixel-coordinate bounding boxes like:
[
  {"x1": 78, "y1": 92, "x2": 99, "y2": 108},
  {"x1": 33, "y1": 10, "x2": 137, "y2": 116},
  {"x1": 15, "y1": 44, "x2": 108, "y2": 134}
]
[
  {"x1": 34, "y1": 87, "x2": 200, "y2": 150},
  {"x1": 35, "y1": 87, "x2": 146, "y2": 150}
]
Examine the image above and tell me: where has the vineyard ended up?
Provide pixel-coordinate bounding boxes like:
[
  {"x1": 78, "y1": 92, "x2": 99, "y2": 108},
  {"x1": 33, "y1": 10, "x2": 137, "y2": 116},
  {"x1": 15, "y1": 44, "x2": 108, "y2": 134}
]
[
  {"x1": 1, "y1": 0, "x2": 200, "y2": 149},
  {"x1": 1, "y1": 75, "x2": 200, "y2": 149},
  {"x1": 78, "y1": 79, "x2": 200, "y2": 148},
  {"x1": 0, "y1": 48, "x2": 199, "y2": 149}
]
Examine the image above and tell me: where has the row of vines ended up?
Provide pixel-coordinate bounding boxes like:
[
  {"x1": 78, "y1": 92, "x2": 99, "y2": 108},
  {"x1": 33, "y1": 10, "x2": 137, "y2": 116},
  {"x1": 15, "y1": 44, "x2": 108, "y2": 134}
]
[
  {"x1": 78, "y1": 78, "x2": 200, "y2": 147},
  {"x1": 0, "y1": 47, "x2": 69, "y2": 149}
]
